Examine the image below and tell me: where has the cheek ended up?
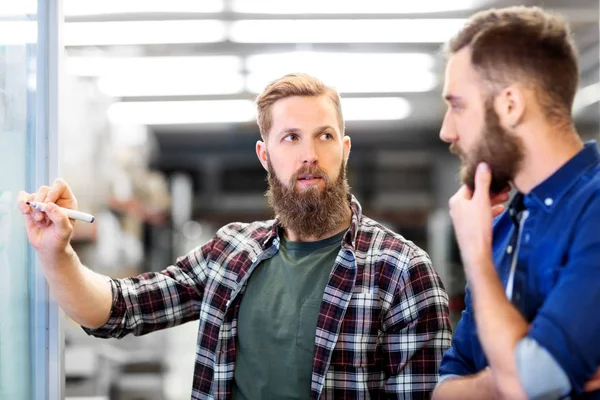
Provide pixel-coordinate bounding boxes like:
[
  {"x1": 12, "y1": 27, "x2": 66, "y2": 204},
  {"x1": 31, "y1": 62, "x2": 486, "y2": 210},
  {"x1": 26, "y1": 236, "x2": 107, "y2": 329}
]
[
  {"x1": 268, "y1": 155, "x2": 293, "y2": 183},
  {"x1": 269, "y1": 143, "x2": 302, "y2": 164},
  {"x1": 461, "y1": 118, "x2": 485, "y2": 149},
  {"x1": 321, "y1": 141, "x2": 344, "y2": 161},
  {"x1": 324, "y1": 157, "x2": 344, "y2": 180}
]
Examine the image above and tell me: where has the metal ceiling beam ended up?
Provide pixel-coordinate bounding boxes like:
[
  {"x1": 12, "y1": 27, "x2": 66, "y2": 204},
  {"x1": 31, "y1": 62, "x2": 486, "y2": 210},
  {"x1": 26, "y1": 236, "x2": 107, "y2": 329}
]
[
  {"x1": 65, "y1": 42, "x2": 444, "y2": 56},
  {"x1": 64, "y1": 5, "x2": 598, "y2": 23}
]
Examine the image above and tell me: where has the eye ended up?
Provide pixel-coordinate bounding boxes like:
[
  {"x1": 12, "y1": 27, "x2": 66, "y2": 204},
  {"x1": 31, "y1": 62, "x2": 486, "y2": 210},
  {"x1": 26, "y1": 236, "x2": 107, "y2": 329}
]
[
  {"x1": 450, "y1": 103, "x2": 463, "y2": 112},
  {"x1": 283, "y1": 133, "x2": 299, "y2": 142},
  {"x1": 320, "y1": 132, "x2": 334, "y2": 140}
]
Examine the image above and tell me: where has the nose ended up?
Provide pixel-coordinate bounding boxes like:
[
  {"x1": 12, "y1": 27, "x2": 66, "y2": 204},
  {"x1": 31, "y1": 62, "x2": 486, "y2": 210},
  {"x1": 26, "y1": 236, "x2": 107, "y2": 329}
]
[
  {"x1": 301, "y1": 139, "x2": 318, "y2": 166},
  {"x1": 439, "y1": 111, "x2": 456, "y2": 144}
]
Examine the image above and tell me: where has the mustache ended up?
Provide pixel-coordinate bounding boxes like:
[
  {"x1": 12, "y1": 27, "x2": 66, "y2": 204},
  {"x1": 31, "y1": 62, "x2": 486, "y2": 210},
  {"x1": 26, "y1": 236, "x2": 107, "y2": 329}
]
[
  {"x1": 449, "y1": 143, "x2": 463, "y2": 157},
  {"x1": 290, "y1": 165, "x2": 331, "y2": 185}
]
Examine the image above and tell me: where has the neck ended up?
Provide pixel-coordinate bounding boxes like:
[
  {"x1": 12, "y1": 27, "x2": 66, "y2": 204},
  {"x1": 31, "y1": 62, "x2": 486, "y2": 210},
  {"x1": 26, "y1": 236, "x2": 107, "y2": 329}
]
[
  {"x1": 512, "y1": 124, "x2": 583, "y2": 194},
  {"x1": 283, "y1": 206, "x2": 352, "y2": 242}
]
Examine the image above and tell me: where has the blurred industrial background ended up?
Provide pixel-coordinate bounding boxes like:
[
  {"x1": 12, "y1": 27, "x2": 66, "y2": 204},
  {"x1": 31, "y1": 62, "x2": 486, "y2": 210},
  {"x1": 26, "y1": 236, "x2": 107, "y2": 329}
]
[{"x1": 12, "y1": 0, "x2": 596, "y2": 399}]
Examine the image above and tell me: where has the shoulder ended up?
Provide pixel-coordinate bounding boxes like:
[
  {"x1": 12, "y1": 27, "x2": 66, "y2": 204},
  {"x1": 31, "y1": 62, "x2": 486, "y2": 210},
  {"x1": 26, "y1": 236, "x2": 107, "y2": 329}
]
[
  {"x1": 358, "y1": 217, "x2": 449, "y2": 327},
  {"x1": 215, "y1": 220, "x2": 277, "y2": 242},
  {"x1": 214, "y1": 220, "x2": 275, "y2": 247},
  {"x1": 571, "y1": 162, "x2": 600, "y2": 198},
  {"x1": 559, "y1": 168, "x2": 600, "y2": 227}
]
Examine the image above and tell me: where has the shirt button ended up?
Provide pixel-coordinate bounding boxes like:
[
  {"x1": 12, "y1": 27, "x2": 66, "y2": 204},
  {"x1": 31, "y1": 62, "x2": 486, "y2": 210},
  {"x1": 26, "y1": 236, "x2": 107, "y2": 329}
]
[
  {"x1": 524, "y1": 233, "x2": 531, "y2": 243},
  {"x1": 544, "y1": 198, "x2": 553, "y2": 206},
  {"x1": 506, "y1": 245, "x2": 513, "y2": 254}
]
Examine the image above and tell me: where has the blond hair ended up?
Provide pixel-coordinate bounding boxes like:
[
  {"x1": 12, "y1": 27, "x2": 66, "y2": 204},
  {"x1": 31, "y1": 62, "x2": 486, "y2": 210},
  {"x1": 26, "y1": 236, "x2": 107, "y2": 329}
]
[{"x1": 255, "y1": 73, "x2": 344, "y2": 138}]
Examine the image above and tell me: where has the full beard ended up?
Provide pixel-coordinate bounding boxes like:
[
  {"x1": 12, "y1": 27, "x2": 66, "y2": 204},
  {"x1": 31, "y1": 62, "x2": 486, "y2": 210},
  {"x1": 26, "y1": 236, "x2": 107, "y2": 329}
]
[
  {"x1": 451, "y1": 98, "x2": 525, "y2": 194},
  {"x1": 266, "y1": 159, "x2": 351, "y2": 240}
]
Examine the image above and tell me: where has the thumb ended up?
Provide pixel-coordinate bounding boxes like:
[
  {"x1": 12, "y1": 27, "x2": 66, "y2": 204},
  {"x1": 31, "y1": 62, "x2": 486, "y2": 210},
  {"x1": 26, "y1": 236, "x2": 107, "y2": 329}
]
[
  {"x1": 44, "y1": 203, "x2": 73, "y2": 240},
  {"x1": 474, "y1": 162, "x2": 492, "y2": 203}
]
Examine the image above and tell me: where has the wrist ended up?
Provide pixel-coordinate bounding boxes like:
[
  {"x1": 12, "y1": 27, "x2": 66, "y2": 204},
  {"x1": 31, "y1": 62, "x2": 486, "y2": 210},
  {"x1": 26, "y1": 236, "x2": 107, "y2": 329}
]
[
  {"x1": 491, "y1": 371, "x2": 527, "y2": 400},
  {"x1": 478, "y1": 368, "x2": 501, "y2": 399},
  {"x1": 464, "y1": 252, "x2": 494, "y2": 277},
  {"x1": 39, "y1": 244, "x2": 77, "y2": 271}
]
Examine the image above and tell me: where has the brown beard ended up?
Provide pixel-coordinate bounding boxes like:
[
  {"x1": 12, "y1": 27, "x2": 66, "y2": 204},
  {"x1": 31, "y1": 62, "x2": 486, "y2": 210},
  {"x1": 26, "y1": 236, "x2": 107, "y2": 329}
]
[
  {"x1": 266, "y1": 159, "x2": 351, "y2": 240},
  {"x1": 451, "y1": 98, "x2": 525, "y2": 194}
]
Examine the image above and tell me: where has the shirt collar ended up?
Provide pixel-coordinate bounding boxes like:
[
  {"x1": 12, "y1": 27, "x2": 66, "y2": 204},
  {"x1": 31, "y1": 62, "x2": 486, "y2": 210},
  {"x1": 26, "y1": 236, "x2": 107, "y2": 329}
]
[
  {"x1": 261, "y1": 194, "x2": 363, "y2": 250},
  {"x1": 507, "y1": 192, "x2": 526, "y2": 224},
  {"x1": 345, "y1": 194, "x2": 362, "y2": 248},
  {"x1": 525, "y1": 141, "x2": 600, "y2": 211}
]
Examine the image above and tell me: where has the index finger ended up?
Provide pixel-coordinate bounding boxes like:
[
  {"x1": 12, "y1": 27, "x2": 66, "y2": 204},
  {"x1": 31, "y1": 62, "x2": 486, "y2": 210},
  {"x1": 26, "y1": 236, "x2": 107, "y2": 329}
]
[
  {"x1": 473, "y1": 162, "x2": 492, "y2": 203},
  {"x1": 18, "y1": 191, "x2": 30, "y2": 203},
  {"x1": 17, "y1": 191, "x2": 32, "y2": 214}
]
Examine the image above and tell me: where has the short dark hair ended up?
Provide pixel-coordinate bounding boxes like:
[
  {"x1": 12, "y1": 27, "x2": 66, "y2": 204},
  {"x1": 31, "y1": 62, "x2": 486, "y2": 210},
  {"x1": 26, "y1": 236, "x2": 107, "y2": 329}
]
[{"x1": 446, "y1": 6, "x2": 579, "y2": 124}]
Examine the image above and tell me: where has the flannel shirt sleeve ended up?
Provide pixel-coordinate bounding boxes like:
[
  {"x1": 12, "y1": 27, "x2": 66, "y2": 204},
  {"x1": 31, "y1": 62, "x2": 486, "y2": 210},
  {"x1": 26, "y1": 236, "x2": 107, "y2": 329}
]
[
  {"x1": 82, "y1": 239, "x2": 213, "y2": 338},
  {"x1": 381, "y1": 248, "x2": 452, "y2": 398}
]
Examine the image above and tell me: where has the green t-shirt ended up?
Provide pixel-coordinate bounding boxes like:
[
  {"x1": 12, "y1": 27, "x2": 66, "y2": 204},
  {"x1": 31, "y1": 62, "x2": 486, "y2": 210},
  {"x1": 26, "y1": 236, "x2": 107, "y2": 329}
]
[{"x1": 232, "y1": 229, "x2": 345, "y2": 400}]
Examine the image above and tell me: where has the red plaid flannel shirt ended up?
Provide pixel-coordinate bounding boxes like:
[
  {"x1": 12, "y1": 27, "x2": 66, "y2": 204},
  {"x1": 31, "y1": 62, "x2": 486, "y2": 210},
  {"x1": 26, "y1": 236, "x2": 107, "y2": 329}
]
[{"x1": 85, "y1": 195, "x2": 451, "y2": 399}]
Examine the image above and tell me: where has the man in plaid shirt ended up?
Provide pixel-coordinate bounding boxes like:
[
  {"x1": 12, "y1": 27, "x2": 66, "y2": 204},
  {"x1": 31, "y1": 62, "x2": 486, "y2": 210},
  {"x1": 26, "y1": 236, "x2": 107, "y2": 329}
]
[{"x1": 20, "y1": 73, "x2": 451, "y2": 399}]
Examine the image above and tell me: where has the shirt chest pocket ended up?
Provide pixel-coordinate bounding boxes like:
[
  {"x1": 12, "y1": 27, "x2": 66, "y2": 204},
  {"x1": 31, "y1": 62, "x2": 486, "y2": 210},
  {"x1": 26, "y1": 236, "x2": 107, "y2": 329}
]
[
  {"x1": 329, "y1": 291, "x2": 381, "y2": 367},
  {"x1": 530, "y1": 245, "x2": 566, "y2": 298}
]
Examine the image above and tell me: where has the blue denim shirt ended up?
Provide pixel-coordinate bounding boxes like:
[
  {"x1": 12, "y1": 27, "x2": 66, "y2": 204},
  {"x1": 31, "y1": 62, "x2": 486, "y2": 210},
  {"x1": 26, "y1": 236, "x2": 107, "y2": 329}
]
[{"x1": 440, "y1": 141, "x2": 600, "y2": 398}]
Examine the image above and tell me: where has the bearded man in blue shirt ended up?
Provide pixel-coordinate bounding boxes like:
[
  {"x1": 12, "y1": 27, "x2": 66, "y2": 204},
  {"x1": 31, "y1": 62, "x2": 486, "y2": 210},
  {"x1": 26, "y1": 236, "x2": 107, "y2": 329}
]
[{"x1": 434, "y1": 6, "x2": 600, "y2": 400}]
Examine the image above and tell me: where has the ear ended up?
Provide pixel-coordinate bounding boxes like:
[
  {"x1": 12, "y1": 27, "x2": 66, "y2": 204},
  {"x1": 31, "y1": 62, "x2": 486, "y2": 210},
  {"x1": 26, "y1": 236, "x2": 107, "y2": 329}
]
[
  {"x1": 343, "y1": 135, "x2": 351, "y2": 163},
  {"x1": 494, "y1": 84, "x2": 526, "y2": 129},
  {"x1": 256, "y1": 140, "x2": 268, "y2": 171}
]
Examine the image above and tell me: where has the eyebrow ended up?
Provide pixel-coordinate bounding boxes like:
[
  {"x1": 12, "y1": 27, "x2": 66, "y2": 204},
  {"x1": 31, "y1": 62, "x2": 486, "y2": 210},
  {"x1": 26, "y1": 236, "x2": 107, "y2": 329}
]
[
  {"x1": 279, "y1": 127, "x2": 301, "y2": 136},
  {"x1": 278, "y1": 125, "x2": 338, "y2": 136},
  {"x1": 315, "y1": 125, "x2": 337, "y2": 134},
  {"x1": 443, "y1": 94, "x2": 462, "y2": 103}
]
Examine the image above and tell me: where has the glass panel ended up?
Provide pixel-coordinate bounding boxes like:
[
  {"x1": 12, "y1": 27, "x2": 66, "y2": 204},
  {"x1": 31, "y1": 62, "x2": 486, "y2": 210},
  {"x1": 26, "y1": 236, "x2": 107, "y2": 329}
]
[{"x1": 0, "y1": 5, "x2": 38, "y2": 400}]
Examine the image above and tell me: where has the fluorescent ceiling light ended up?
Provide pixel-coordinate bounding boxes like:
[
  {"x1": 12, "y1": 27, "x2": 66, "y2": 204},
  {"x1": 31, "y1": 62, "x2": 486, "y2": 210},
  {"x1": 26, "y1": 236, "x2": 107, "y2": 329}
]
[
  {"x1": 245, "y1": 52, "x2": 437, "y2": 93},
  {"x1": 63, "y1": 0, "x2": 224, "y2": 16},
  {"x1": 246, "y1": 52, "x2": 435, "y2": 73},
  {"x1": 247, "y1": 72, "x2": 436, "y2": 94},
  {"x1": 3, "y1": 0, "x2": 225, "y2": 16},
  {"x1": 342, "y1": 97, "x2": 411, "y2": 121},
  {"x1": 67, "y1": 56, "x2": 241, "y2": 77},
  {"x1": 232, "y1": 0, "x2": 479, "y2": 14},
  {"x1": 573, "y1": 82, "x2": 600, "y2": 115},
  {"x1": 98, "y1": 74, "x2": 245, "y2": 97},
  {"x1": 106, "y1": 97, "x2": 410, "y2": 125},
  {"x1": 231, "y1": 19, "x2": 466, "y2": 43},
  {"x1": 107, "y1": 100, "x2": 256, "y2": 124},
  {"x1": 64, "y1": 20, "x2": 226, "y2": 46},
  {"x1": 0, "y1": 21, "x2": 36, "y2": 44}
]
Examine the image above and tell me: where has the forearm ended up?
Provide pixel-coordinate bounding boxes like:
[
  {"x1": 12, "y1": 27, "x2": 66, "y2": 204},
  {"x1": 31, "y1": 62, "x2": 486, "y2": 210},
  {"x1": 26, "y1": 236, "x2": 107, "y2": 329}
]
[
  {"x1": 469, "y1": 260, "x2": 528, "y2": 399},
  {"x1": 433, "y1": 369, "x2": 500, "y2": 400},
  {"x1": 40, "y1": 245, "x2": 113, "y2": 329}
]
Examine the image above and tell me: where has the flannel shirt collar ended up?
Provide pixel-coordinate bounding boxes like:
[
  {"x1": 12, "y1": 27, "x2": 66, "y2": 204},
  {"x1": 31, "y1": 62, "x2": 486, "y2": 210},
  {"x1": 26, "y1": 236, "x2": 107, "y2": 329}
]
[{"x1": 260, "y1": 194, "x2": 362, "y2": 250}]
